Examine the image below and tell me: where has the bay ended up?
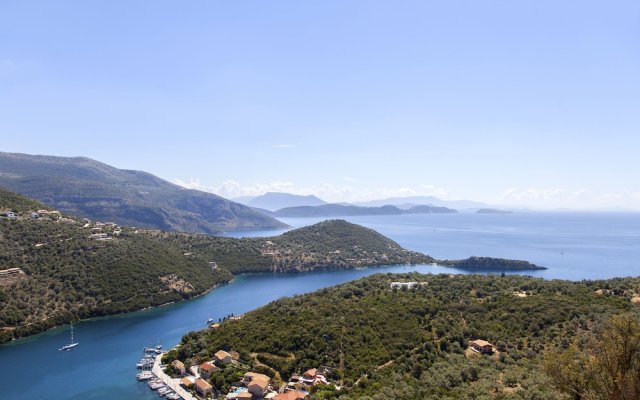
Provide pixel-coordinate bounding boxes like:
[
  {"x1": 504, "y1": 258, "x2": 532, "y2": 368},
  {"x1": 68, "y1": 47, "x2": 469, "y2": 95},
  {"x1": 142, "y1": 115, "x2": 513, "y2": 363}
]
[{"x1": 1, "y1": 212, "x2": 639, "y2": 399}]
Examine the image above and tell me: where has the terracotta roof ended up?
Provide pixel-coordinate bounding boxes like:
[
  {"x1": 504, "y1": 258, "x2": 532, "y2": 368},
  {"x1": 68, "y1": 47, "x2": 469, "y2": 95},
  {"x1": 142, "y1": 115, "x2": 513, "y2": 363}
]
[
  {"x1": 471, "y1": 339, "x2": 494, "y2": 347},
  {"x1": 237, "y1": 392, "x2": 253, "y2": 399},
  {"x1": 200, "y1": 362, "x2": 217, "y2": 372},
  {"x1": 274, "y1": 391, "x2": 307, "y2": 400},
  {"x1": 303, "y1": 368, "x2": 317, "y2": 377},
  {"x1": 172, "y1": 360, "x2": 185, "y2": 368},
  {"x1": 195, "y1": 378, "x2": 213, "y2": 391},
  {"x1": 215, "y1": 350, "x2": 231, "y2": 360},
  {"x1": 181, "y1": 378, "x2": 194, "y2": 387}
]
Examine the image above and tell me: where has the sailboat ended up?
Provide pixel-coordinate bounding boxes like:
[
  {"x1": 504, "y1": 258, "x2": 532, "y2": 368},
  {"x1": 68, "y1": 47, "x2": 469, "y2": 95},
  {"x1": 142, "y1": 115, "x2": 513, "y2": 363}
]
[{"x1": 59, "y1": 324, "x2": 79, "y2": 351}]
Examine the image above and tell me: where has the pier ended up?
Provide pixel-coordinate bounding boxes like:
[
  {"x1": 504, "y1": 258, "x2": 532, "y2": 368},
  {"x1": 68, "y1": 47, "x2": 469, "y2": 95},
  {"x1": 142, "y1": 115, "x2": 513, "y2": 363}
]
[{"x1": 152, "y1": 353, "x2": 196, "y2": 400}]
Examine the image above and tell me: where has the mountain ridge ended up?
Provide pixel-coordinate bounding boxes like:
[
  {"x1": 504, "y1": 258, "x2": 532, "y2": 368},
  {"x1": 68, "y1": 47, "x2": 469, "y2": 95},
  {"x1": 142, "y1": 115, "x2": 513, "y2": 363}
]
[{"x1": 0, "y1": 151, "x2": 286, "y2": 234}]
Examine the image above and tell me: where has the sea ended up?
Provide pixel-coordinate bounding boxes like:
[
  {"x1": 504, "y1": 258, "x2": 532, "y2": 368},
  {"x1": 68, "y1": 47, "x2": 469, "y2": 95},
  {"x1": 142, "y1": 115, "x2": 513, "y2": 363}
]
[{"x1": 1, "y1": 212, "x2": 639, "y2": 399}]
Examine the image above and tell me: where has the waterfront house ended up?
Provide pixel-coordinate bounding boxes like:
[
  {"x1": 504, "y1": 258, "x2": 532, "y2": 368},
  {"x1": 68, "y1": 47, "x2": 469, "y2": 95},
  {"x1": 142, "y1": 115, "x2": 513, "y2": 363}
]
[
  {"x1": 469, "y1": 339, "x2": 495, "y2": 354},
  {"x1": 172, "y1": 359, "x2": 186, "y2": 375},
  {"x1": 195, "y1": 378, "x2": 213, "y2": 397},
  {"x1": 214, "y1": 350, "x2": 233, "y2": 365},
  {"x1": 181, "y1": 377, "x2": 195, "y2": 388},
  {"x1": 199, "y1": 362, "x2": 219, "y2": 379}
]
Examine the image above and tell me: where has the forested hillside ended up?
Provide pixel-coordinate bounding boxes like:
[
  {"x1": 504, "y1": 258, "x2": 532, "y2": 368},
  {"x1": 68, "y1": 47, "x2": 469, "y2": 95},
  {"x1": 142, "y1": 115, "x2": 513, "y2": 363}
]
[
  {"x1": 150, "y1": 220, "x2": 433, "y2": 274},
  {"x1": 0, "y1": 190, "x2": 432, "y2": 342},
  {"x1": 168, "y1": 273, "x2": 640, "y2": 399},
  {"x1": 0, "y1": 188, "x2": 231, "y2": 342}
]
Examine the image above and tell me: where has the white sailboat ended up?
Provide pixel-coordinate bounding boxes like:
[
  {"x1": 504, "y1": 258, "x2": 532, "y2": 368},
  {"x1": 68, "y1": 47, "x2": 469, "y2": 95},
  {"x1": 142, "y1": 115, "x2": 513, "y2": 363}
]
[{"x1": 59, "y1": 324, "x2": 79, "y2": 351}]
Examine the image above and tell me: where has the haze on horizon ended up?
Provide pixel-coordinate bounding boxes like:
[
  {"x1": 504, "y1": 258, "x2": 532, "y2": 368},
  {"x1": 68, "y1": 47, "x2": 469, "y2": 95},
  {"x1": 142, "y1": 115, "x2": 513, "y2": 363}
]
[{"x1": 1, "y1": 1, "x2": 639, "y2": 210}]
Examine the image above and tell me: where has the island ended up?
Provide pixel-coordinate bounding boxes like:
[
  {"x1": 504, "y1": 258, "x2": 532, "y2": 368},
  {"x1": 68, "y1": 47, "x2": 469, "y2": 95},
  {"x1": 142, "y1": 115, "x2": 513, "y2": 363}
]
[
  {"x1": 441, "y1": 256, "x2": 547, "y2": 270},
  {"x1": 270, "y1": 203, "x2": 457, "y2": 218},
  {"x1": 476, "y1": 208, "x2": 513, "y2": 215}
]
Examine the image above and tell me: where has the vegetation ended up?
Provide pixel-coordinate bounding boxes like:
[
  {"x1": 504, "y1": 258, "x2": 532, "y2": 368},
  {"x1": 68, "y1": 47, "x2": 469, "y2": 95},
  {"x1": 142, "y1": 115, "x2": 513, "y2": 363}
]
[
  {"x1": 150, "y1": 220, "x2": 433, "y2": 274},
  {"x1": 442, "y1": 256, "x2": 546, "y2": 270},
  {"x1": 0, "y1": 189, "x2": 431, "y2": 342},
  {"x1": 170, "y1": 273, "x2": 640, "y2": 399},
  {"x1": 0, "y1": 151, "x2": 286, "y2": 233},
  {"x1": 544, "y1": 313, "x2": 640, "y2": 399}
]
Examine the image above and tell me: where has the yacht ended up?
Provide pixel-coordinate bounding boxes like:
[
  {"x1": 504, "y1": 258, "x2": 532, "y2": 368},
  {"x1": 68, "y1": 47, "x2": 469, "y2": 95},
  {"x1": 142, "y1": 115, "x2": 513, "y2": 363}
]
[{"x1": 59, "y1": 324, "x2": 79, "y2": 351}]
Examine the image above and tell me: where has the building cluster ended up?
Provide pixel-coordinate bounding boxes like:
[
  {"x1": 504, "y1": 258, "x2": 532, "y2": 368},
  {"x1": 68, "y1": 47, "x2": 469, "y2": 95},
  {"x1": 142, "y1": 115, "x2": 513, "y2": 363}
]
[{"x1": 166, "y1": 349, "x2": 332, "y2": 400}]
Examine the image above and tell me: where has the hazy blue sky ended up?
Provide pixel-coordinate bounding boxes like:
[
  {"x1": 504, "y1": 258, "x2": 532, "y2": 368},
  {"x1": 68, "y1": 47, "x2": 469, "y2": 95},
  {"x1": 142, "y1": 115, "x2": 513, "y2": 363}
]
[{"x1": 1, "y1": 1, "x2": 639, "y2": 209}]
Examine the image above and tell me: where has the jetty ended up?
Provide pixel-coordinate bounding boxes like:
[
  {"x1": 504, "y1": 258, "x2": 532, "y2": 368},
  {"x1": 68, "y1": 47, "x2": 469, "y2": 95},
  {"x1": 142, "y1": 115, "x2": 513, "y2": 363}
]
[{"x1": 152, "y1": 353, "x2": 196, "y2": 400}]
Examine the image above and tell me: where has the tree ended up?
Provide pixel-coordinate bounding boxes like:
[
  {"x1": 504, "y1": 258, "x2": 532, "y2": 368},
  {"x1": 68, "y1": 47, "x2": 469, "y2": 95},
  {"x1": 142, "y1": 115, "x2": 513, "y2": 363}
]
[{"x1": 544, "y1": 313, "x2": 640, "y2": 400}]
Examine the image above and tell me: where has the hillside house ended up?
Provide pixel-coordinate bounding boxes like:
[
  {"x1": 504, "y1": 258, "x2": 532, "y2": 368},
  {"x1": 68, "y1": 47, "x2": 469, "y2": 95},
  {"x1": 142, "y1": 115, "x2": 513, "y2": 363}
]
[
  {"x1": 243, "y1": 372, "x2": 270, "y2": 397},
  {"x1": 214, "y1": 350, "x2": 232, "y2": 365},
  {"x1": 274, "y1": 391, "x2": 307, "y2": 400},
  {"x1": 199, "y1": 362, "x2": 219, "y2": 379},
  {"x1": 469, "y1": 339, "x2": 495, "y2": 354},
  {"x1": 390, "y1": 282, "x2": 418, "y2": 289}
]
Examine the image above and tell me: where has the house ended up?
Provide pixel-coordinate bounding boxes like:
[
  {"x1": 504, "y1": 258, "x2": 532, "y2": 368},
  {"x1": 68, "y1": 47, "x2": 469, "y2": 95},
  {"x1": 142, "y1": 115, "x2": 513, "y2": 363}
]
[
  {"x1": 390, "y1": 282, "x2": 418, "y2": 289},
  {"x1": 237, "y1": 392, "x2": 253, "y2": 400},
  {"x1": 214, "y1": 350, "x2": 233, "y2": 365},
  {"x1": 469, "y1": 339, "x2": 495, "y2": 354},
  {"x1": 244, "y1": 372, "x2": 270, "y2": 397},
  {"x1": 230, "y1": 350, "x2": 241, "y2": 361},
  {"x1": 199, "y1": 362, "x2": 219, "y2": 379},
  {"x1": 195, "y1": 378, "x2": 213, "y2": 397},
  {"x1": 274, "y1": 391, "x2": 307, "y2": 400},
  {"x1": 302, "y1": 368, "x2": 317, "y2": 379},
  {"x1": 88, "y1": 233, "x2": 109, "y2": 240},
  {"x1": 0, "y1": 211, "x2": 16, "y2": 219},
  {"x1": 172, "y1": 360, "x2": 186, "y2": 375},
  {"x1": 181, "y1": 377, "x2": 195, "y2": 388}
]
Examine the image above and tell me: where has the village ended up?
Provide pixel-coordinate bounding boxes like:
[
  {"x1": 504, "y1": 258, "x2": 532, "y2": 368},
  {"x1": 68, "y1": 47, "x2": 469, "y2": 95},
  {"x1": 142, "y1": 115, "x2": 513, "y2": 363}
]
[{"x1": 136, "y1": 344, "x2": 338, "y2": 400}]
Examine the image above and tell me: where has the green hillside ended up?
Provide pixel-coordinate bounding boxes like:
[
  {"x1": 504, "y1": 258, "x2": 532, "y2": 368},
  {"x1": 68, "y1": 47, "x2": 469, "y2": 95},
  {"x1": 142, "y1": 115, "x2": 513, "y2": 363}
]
[
  {"x1": 0, "y1": 190, "x2": 432, "y2": 342},
  {"x1": 0, "y1": 151, "x2": 286, "y2": 234},
  {"x1": 0, "y1": 188, "x2": 232, "y2": 342},
  {"x1": 151, "y1": 219, "x2": 433, "y2": 274},
  {"x1": 168, "y1": 273, "x2": 640, "y2": 399}
]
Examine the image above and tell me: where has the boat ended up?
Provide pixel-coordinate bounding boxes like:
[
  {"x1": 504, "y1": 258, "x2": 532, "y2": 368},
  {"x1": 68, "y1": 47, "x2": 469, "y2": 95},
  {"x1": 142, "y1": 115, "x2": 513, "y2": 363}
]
[
  {"x1": 59, "y1": 324, "x2": 79, "y2": 351},
  {"x1": 148, "y1": 381, "x2": 165, "y2": 390},
  {"x1": 137, "y1": 371, "x2": 154, "y2": 381},
  {"x1": 206, "y1": 317, "x2": 214, "y2": 324},
  {"x1": 158, "y1": 387, "x2": 172, "y2": 396},
  {"x1": 144, "y1": 346, "x2": 162, "y2": 355},
  {"x1": 166, "y1": 393, "x2": 180, "y2": 400}
]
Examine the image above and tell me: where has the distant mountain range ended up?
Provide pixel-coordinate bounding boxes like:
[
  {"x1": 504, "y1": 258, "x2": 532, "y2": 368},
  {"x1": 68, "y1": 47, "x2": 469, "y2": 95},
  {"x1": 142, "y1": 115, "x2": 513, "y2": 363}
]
[
  {"x1": 235, "y1": 192, "x2": 327, "y2": 211},
  {"x1": 354, "y1": 195, "x2": 491, "y2": 210},
  {"x1": 0, "y1": 152, "x2": 286, "y2": 234},
  {"x1": 268, "y1": 203, "x2": 457, "y2": 218}
]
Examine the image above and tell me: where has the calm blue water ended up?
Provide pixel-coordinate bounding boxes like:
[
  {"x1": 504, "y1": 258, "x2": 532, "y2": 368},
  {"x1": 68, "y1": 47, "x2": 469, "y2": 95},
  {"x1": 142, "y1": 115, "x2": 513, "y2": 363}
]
[{"x1": 1, "y1": 212, "x2": 639, "y2": 399}]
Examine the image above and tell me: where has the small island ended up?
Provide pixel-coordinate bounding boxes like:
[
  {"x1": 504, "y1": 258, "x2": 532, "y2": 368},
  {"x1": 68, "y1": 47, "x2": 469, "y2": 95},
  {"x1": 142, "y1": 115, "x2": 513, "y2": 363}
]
[
  {"x1": 476, "y1": 208, "x2": 513, "y2": 215},
  {"x1": 441, "y1": 256, "x2": 546, "y2": 270}
]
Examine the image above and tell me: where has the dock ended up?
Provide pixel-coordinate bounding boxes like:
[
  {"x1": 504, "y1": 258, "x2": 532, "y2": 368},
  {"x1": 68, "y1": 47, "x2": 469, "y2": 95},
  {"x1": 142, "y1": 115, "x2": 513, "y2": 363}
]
[{"x1": 152, "y1": 353, "x2": 196, "y2": 400}]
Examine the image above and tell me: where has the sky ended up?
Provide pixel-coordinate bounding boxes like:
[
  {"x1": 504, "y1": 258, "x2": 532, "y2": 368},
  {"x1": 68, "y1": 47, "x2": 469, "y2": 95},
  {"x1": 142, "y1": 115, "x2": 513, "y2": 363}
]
[{"x1": 1, "y1": 1, "x2": 639, "y2": 209}]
